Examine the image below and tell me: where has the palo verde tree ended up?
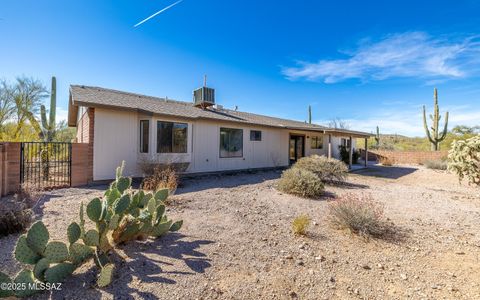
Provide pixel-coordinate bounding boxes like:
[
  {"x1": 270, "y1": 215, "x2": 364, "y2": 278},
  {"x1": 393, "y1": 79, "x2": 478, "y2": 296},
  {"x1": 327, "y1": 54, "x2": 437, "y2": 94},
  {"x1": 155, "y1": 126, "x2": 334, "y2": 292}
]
[{"x1": 423, "y1": 88, "x2": 449, "y2": 151}]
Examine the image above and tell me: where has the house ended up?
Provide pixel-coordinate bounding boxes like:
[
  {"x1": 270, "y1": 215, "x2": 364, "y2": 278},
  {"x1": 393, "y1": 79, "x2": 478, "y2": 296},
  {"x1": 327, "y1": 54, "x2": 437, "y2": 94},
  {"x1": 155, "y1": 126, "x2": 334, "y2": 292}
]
[{"x1": 67, "y1": 84, "x2": 372, "y2": 181}]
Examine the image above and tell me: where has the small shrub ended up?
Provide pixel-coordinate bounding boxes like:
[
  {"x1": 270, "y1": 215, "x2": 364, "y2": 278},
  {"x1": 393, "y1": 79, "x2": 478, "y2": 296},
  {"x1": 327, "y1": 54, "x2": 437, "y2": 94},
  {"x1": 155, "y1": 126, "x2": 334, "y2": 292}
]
[
  {"x1": 278, "y1": 168, "x2": 324, "y2": 198},
  {"x1": 424, "y1": 159, "x2": 448, "y2": 170},
  {"x1": 294, "y1": 155, "x2": 348, "y2": 183},
  {"x1": 0, "y1": 207, "x2": 32, "y2": 237},
  {"x1": 328, "y1": 193, "x2": 391, "y2": 238},
  {"x1": 292, "y1": 215, "x2": 311, "y2": 236},
  {"x1": 142, "y1": 165, "x2": 179, "y2": 194},
  {"x1": 448, "y1": 136, "x2": 480, "y2": 185},
  {"x1": 379, "y1": 156, "x2": 395, "y2": 166}
]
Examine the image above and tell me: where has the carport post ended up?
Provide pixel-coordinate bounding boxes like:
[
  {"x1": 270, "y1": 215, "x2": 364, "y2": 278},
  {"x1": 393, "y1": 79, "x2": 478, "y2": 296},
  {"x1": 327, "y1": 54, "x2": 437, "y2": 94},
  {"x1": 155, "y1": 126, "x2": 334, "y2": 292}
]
[
  {"x1": 348, "y1": 136, "x2": 353, "y2": 169},
  {"x1": 328, "y1": 134, "x2": 332, "y2": 158},
  {"x1": 364, "y1": 137, "x2": 368, "y2": 167}
]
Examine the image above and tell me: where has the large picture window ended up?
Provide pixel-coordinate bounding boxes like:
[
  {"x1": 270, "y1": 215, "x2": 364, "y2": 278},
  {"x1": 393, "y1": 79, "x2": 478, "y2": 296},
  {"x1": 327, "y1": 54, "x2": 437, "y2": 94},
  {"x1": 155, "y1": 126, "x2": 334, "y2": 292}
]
[
  {"x1": 139, "y1": 120, "x2": 149, "y2": 153},
  {"x1": 311, "y1": 136, "x2": 323, "y2": 149},
  {"x1": 220, "y1": 128, "x2": 243, "y2": 158},
  {"x1": 157, "y1": 121, "x2": 188, "y2": 153}
]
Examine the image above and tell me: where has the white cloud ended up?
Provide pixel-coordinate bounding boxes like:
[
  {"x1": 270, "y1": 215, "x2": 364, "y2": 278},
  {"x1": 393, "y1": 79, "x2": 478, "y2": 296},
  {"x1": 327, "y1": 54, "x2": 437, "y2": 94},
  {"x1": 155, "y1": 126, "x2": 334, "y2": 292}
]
[
  {"x1": 283, "y1": 32, "x2": 480, "y2": 83},
  {"x1": 56, "y1": 107, "x2": 68, "y2": 123}
]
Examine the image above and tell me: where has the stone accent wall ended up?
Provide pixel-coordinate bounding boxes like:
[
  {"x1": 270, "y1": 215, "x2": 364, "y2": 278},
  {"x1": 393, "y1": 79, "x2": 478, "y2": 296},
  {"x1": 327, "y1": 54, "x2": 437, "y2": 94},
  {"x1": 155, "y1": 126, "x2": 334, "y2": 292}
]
[{"x1": 360, "y1": 149, "x2": 449, "y2": 165}]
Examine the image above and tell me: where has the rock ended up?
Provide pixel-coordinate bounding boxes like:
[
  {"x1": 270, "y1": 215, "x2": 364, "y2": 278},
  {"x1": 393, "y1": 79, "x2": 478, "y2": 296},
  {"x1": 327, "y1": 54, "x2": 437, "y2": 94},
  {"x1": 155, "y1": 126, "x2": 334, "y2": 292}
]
[
  {"x1": 377, "y1": 263, "x2": 384, "y2": 270},
  {"x1": 299, "y1": 243, "x2": 307, "y2": 249},
  {"x1": 296, "y1": 260, "x2": 304, "y2": 266},
  {"x1": 289, "y1": 291, "x2": 297, "y2": 298},
  {"x1": 285, "y1": 254, "x2": 293, "y2": 259},
  {"x1": 455, "y1": 251, "x2": 465, "y2": 255},
  {"x1": 315, "y1": 255, "x2": 326, "y2": 262},
  {"x1": 362, "y1": 265, "x2": 371, "y2": 270},
  {"x1": 400, "y1": 274, "x2": 407, "y2": 280},
  {"x1": 329, "y1": 276, "x2": 336, "y2": 283}
]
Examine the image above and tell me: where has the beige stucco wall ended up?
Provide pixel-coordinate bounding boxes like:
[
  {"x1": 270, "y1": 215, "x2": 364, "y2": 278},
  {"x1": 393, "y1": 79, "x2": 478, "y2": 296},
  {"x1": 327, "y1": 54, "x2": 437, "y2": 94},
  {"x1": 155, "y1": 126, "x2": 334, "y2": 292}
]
[
  {"x1": 91, "y1": 108, "x2": 354, "y2": 180},
  {"x1": 93, "y1": 108, "x2": 139, "y2": 180}
]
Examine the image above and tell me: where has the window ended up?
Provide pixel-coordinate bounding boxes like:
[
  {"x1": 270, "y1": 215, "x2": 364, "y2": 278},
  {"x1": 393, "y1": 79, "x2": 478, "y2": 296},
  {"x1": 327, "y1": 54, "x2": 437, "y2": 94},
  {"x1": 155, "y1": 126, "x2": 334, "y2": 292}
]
[
  {"x1": 157, "y1": 121, "x2": 188, "y2": 153},
  {"x1": 311, "y1": 136, "x2": 323, "y2": 149},
  {"x1": 220, "y1": 128, "x2": 243, "y2": 158},
  {"x1": 139, "y1": 120, "x2": 149, "y2": 153},
  {"x1": 250, "y1": 130, "x2": 262, "y2": 141}
]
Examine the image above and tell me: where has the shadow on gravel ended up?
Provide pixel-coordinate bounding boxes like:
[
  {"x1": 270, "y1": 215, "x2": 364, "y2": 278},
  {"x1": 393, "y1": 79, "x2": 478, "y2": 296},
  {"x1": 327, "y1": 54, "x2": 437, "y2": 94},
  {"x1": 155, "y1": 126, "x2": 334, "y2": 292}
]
[
  {"x1": 351, "y1": 165, "x2": 417, "y2": 179},
  {"x1": 176, "y1": 170, "x2": 283, "y2": 194},
  {"x1": 102, "y1": 233, "x2": 214, "y2": 299}
]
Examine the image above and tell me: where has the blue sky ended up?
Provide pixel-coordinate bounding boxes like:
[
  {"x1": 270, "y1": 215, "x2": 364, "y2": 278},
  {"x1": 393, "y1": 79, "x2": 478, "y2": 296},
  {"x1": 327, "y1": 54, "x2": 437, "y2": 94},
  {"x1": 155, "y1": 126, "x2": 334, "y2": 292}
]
[{"x1": 1, "y1": 0, "x2": 480, "y2": 136}]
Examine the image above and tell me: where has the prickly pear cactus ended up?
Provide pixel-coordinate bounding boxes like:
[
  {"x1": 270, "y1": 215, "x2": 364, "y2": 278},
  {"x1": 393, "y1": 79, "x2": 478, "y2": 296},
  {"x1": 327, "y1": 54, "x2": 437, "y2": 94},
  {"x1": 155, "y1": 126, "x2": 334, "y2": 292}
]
[{"x1": 2, "y1": 161, "x2": 183, "y2": 298}]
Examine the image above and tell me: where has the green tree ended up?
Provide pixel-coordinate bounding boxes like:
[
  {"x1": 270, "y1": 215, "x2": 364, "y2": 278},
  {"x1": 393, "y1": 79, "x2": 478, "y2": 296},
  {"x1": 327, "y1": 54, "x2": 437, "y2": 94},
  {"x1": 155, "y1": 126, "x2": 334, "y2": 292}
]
[
  {"x1": 12, "y1": 76, "x2": 47, "y2": 139},
  {"x1": 0, "y1": 79, "x2": 15, "y2": 131}
]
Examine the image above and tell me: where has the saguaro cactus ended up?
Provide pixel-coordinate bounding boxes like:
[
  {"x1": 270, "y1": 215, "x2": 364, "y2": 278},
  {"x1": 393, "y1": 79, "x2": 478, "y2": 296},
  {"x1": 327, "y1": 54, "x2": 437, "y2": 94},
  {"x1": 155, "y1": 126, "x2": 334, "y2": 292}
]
[
  {"x1": 308, "y1": 105, "x2": 312, "y2": 124},
  {"x1": 423, "y1": 88, "x2": 449, "y2": 151},
  {"x1": 40, "y1": 76, "x2": 57, "y2": 142},
  {"x1": 375, "y1": 126, "x2": 380, "y2": 147}
]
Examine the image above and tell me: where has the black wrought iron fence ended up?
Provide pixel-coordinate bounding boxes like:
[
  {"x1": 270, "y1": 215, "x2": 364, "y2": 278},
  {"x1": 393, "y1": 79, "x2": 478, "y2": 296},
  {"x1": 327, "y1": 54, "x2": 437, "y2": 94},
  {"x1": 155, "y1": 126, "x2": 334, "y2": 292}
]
[{"x1": 20, "y1": 142, "x2": 72, "y2": 189}]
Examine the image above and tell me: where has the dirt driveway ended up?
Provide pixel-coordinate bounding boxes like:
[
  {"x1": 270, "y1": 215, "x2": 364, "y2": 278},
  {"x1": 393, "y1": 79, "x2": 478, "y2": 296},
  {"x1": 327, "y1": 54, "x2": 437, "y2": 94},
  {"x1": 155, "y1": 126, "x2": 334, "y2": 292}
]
[{"x1": 1, "y1": 165, "x2": 479, "y2": 299}]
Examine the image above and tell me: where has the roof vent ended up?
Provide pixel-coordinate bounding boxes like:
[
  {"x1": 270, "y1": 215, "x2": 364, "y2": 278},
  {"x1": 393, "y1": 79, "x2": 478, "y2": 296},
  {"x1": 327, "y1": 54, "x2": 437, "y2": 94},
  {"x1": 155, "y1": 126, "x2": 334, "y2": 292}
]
[{"x1": 193, "y1": 75, "x2": 215, "y2": 109}]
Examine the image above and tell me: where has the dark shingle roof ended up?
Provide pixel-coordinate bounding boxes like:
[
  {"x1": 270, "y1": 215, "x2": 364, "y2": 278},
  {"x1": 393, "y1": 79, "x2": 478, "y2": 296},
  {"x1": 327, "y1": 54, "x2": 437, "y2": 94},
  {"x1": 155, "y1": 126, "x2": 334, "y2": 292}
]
[{"x1": 69, "y1": 85, "x2": 371, "y2": 137}]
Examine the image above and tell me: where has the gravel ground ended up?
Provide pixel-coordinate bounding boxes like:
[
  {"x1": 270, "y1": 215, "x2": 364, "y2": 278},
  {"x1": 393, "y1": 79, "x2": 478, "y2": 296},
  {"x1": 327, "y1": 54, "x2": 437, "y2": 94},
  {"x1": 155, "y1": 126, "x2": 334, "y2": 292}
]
[{"x1": 1, "y1": 165, "x2": 479, "y2": 299}]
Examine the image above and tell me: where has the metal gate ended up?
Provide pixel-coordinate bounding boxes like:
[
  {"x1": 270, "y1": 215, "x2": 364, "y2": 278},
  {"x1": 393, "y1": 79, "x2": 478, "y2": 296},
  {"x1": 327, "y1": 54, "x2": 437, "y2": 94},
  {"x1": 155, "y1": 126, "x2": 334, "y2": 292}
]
[{"x1": 20, "y1": 142, "x2": 72, "y2": 189}]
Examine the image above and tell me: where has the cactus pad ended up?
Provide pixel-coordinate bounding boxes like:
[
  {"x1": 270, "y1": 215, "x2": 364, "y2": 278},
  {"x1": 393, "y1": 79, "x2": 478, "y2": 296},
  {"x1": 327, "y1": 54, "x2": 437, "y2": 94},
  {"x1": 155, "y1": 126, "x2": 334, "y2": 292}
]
[
  {"x1": 86, "y1": 198, "x2": 103, "y2": 222},
  {"x1": 147, "y1": 197, "x2": 157, "y2": 215},
  {"x1": 154, "y1": 188, "x2": 169, "y2": 202},
  {"x1": 67, "y1": 222, "x2": 81, "y2": 244},
  {"x1": 116, "y1": 177, "x2": 131, "y2": 193},
  {"x1": 33, "y1": 258, "x2": 50, "y2": 281},
  {"x1": 44, "y1": 263, "x2": 75, "y2": 284},
  {"x1": 151, "y1": 220, "x2": 172, "y2": 237},
  {"x1": 116, "y1": 161, "x2": 125, "y2": 179},
  {"x1": 114, "y1": 194, "x2": 131, "y2": 215},
  {"x1": 13, "y1": 269, "x2": 37, "y2": 298},
  {"x1": 107, "y1": 188, "x2": 121, "y2": 206},
  {"x1": 84, "y1": 229, "x2": 100, "y2": 246},
  {"x1": 44, "y1": 241, "x2": 69, "y2": 263},
  {"x1": 15, "y1": 235, "x2": 41, "y2": 265},
  {"x1": 154, "y1": 204, "x2": 165, "y2": 225},
  {"x1": 0, "y1": 272, "x2": 14, "y2": 298},
  {"x1": 108, "y1": 214, "x2": 121, "y2": 230},
  {"x1": 69, "y1": 243, "x2": 93, "y2": 265},
  {"x1": 169, "y1": 220, "x2": 183, "y2": 232},
  {"x1": 26, "y1": 221, "x2": 49, "y2": 255},
  {"x1": 97, "y1": 263, "x2": 114, "y2": 288}
]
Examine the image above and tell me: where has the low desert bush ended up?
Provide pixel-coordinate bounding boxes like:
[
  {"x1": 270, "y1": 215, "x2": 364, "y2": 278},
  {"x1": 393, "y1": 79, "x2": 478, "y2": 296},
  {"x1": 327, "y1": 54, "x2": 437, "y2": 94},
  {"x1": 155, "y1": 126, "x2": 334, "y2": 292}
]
[
  {"x1": 424, "y1": 159, "x2": 448, "y2": 170},
  {"x1": 294, "y1": 155, "x2": 348, "y2": 183},
  {"x1": 328, "y1": 193, "x2": 392, "y2": 238},
  {"x1": 292, "y1": 215, "x2": 311, "y2": 236},
  {"x1": 142, "y1": 165, "x2": 179, "y2": 194},
  {"x1": 379, "y1": 156, "x2": 395, "y2": 166},
  {"x1": 0, "y1": 207, "x2": 32, "y2": 237},
  {"x1": 278, "y1": 168, "x2": 324, "y2": 198}
]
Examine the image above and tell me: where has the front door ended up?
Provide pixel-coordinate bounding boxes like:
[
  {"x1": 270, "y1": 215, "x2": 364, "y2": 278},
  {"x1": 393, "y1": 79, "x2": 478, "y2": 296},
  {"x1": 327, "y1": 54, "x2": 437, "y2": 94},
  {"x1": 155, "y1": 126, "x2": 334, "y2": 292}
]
[{"x1": 289, "y1": 135, "x2": 304, "y2": 164}]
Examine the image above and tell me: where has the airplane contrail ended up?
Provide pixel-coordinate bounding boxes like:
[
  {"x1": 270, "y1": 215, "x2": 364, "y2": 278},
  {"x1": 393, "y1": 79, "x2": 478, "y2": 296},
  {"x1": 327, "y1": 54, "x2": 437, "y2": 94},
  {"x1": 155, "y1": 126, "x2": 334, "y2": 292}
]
[{"x1": 134, "y1": 0, "x2": 183, "y2": 28}]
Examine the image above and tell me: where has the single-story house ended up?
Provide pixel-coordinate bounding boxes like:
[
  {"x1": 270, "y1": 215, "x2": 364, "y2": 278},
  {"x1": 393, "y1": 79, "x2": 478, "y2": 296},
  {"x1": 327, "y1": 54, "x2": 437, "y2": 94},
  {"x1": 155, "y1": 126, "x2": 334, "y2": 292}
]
[{"x1": 68, "y1": 84, "x2": 372, "y2": 181}]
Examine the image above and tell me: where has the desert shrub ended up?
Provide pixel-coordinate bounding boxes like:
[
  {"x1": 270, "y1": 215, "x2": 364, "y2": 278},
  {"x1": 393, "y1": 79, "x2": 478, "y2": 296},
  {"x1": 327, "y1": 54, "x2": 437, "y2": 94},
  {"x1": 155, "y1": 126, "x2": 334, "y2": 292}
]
[
  {"x1": 339, "y1": 145, "x2": 359, "y2": 164},
  {"x1": 142, "y1": 165, "x2": 179, "y2": 194},
  {"x1": 328, "y1": 193, "x2": 391, "y2": 238},
  {"x1": 292, "y1": 215, "x2": 311, "y2": 236},
  {"x1": 0, "y1": 161, "x2": 183, "y2": 298},
  {"x1": 0, "y1": 207, "x2": 32, "y2": 238},
  {"x1": 278, "y1": 168, "x2": 324, "y2": 198},
  {"x1": 294, "y1": 155, "x2": 348, "y2": 183},
  {"x1": 448, "y1": 136, "x2": 480, "y2": 185},
  {"x1": 424, "y1": 159, "x2": 448, "y2": 170},
  {"x1": 379, "y1": 156, "x2": 395, "y2": 166}
]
